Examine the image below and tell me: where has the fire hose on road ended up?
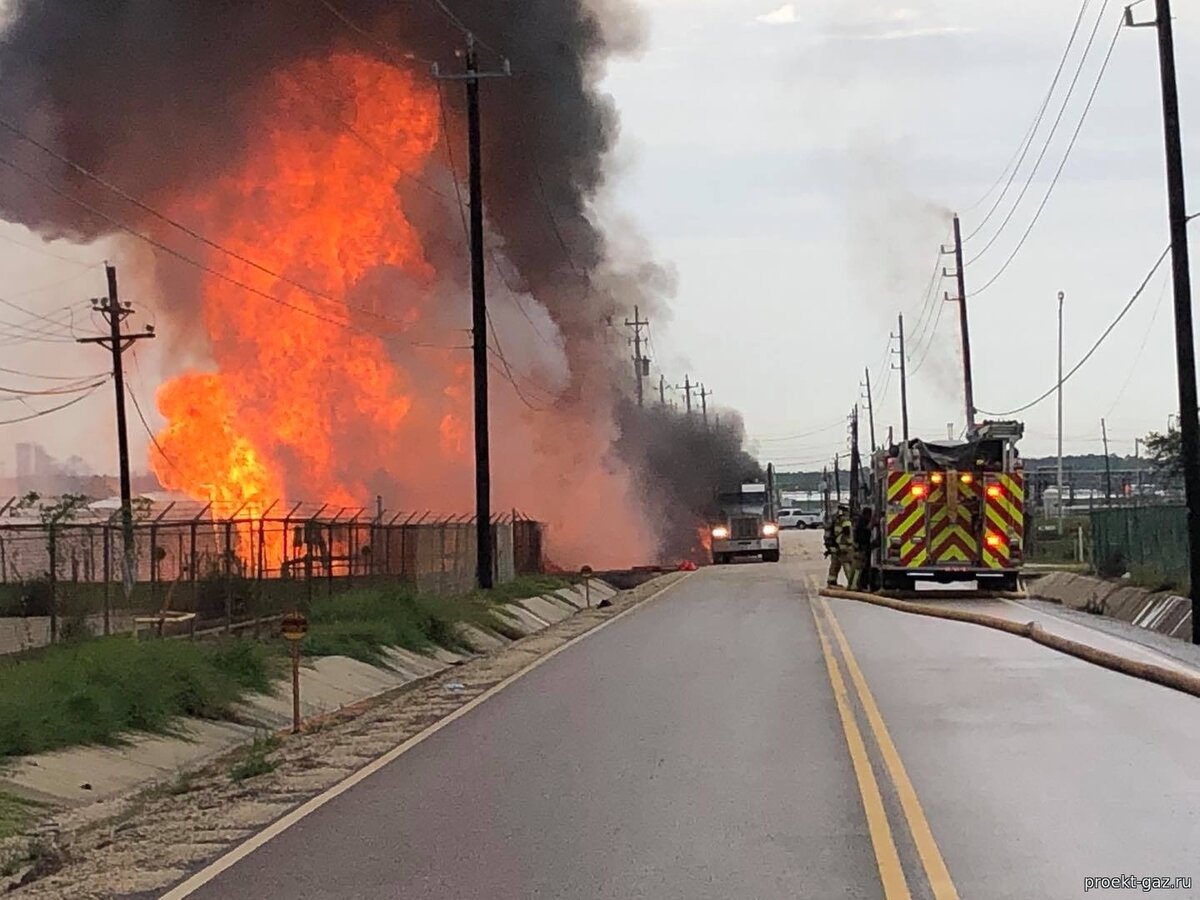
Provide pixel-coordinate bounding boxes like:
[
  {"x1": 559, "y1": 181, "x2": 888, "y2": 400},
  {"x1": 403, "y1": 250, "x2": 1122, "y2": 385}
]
[{"x1": 819, "y1": 586, "x2": 1200, "y2": 702}]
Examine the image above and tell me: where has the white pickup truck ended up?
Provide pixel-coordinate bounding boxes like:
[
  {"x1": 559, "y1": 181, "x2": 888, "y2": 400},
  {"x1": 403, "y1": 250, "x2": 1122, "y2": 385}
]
[{"x1": 778, "y1": 509, "x2": 824, "y2": 529}]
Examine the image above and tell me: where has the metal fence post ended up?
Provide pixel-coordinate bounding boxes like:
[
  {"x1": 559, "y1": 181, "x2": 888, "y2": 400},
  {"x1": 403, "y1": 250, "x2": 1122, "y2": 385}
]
[
  {"x1": 224, "y1": 519, "x2": 234, "y2": 633},
  {"x1": 102, "y1": 524, "x2": 111, "y2": 636},
  {"x1": 150, "y1": 522, "x2": 159, "y2": 611},
  {"x1": 48, "y1": 523, "x2": 57, "y2": 643}
]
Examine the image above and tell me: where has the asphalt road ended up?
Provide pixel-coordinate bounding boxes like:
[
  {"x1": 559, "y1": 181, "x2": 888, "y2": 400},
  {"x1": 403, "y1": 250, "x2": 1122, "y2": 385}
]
[{"x1": 177, "y1": 531, "x2": 1200, "y2": 899}]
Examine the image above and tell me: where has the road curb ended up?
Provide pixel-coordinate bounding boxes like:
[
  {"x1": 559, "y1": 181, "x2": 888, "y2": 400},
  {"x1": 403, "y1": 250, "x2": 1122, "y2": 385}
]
[{"x1": 820, "y1": 587, "x2": 1200, "y2": 701}]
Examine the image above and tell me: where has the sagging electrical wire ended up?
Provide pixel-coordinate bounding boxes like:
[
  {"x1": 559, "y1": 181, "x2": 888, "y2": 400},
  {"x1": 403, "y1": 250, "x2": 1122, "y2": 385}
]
[
  {"x1": 971, "y1": 18, "x2": 1123, "y2": 297},
  {"x1": 977, "y1": 242, "x2": 1170, "y2": 418},
  {"x1": 0, "y1": 153, "x2": 464, "y2": 351},
  {"x1": 962, "y1": 0, "x2": 1094, "y2": 238},
  {"x1": 965, "y1": 0, "x2": 1113, "y2": 265},
  {"x1": 0, "y1": 379, "x2": 106, "y2": 425}
]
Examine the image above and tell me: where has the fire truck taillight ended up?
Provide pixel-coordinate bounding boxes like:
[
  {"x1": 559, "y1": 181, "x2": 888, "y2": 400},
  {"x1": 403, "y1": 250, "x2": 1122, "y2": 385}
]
[
  {"x1": 985, "y1": 532, "x2": 1004, "y2": 548},
  {"x1": 930, "y1": 472, "x2": 944, "y2": 485},
  {"x1": 911, "y1": 483, "x2": 927, "y2": 498},
  {"x1": 986, "y1": 485, "x2": 1002, "y2": 498},
  {"x1": 960, "y1": 473, "x2": 974, "y2": 485}
]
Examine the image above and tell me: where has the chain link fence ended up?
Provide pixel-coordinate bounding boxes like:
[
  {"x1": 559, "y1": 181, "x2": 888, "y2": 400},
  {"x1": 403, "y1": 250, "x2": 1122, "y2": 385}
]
[
  {"x1": 0, "y1": 499, "x2": 544, "y2": 653},
  {"x1": 1090, "y1": 505, "x2": 1187, "y2": 587}
]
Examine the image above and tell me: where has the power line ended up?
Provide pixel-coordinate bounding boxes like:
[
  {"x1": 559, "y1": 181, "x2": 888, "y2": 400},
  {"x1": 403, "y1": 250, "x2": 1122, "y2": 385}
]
[
  {"x1": 7, "y1": 266, "x2": 102, "y2": 300},
  {"x1": 0, "y1": 380, "x2": 105, "y2": 425},
  {"x1": 421, "y1": 0, "x2": 503, "y2": 59},
  {"x1": 977, "y1": 242, "x2": 1170, "y2": 417},
  {"x1": 966, "y1": 0, "x2": 1112, "y2": 265},
  {"x1": 0, "y1": 152, "x2": 465, "y2": 350},
  {"x1": 962, "y1": 0, "x2": 1094, "y2": 239},
  {"x1": 125, "y1": 381, "x2": 184, "y2": 479},
  {"x1": 485, "y1": 311, "x2": 549, "y2": 412},
  {"x1": 1104, "y1": 268, "x2": 1171, "y2": 417},
  {"x1": 0, "y1": 363, "x2": 107, "y2": 382},
  {"x1": 752, "y1": 417, "x2": 847, "y2": 442},
  {"x1": 0, "y1": 227, "x2": 100, "y2": 267},
  {"x1": 315, "y1": 0, "x2": 438, "y2": 66},
  {"x1": 908, "y1": 300, "x2": 947, "y2": 377},
  {"x1": 0, "y1": 116, "x2": 438, "y2": 335},
  {"x1": 906, "y1": 248, "x2": 947, "y2": 353},
  {"x1": 971, "y1": 18, "x2": 1123, "y2": 297},
  {"x1": 0, "y1": 377, "x2": 107, "y2": 397},
  {"x1": 487, "y1": 250, "x2": 556, "y2": 348}
]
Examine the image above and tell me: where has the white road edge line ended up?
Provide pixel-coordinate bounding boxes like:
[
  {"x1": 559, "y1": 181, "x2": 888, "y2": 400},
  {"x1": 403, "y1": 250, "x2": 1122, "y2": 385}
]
[{"x1": 160, "y1": 573, "x2": 694, "y2": 900}]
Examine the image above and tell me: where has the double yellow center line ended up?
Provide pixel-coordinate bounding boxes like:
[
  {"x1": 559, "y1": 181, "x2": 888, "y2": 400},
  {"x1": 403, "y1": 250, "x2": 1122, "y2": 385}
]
[{"x1": 811, "y1": 594, "x2": 959, "y2": 900}]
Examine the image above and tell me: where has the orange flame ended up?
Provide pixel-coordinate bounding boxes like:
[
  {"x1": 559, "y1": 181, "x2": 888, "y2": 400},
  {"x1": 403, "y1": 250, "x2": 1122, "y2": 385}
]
[{"x1": 152, "y1": 53, "x2": 448, "y2": 558}]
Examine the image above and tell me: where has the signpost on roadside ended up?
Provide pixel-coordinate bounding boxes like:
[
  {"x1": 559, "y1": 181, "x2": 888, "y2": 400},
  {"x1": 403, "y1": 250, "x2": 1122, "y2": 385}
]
[
  {"x1": 280, "y1": 611, "x2": 308, "y2": 734},
  {"x1": 581, "y1": 565, "x2": 593, "y2": 608}
]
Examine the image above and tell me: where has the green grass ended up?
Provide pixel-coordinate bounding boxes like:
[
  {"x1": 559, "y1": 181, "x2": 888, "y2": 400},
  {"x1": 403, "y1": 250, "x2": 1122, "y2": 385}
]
[
  {"x1": 302, "y1": 575, "x2": 571, "y2": 665},
  {"x1": 0, "y1": 792, "x2": 40, "y2": 841},
  {"x1": 1126, "y1": 564, "x2": 1187, "y2": 594},
  {"x1": 0, "y1": 637, "x2": 279, "y2": 758},
  {"x1": 228, "y1": 734, "x2": 280, "y2": 782},
  {"x1": 0, "y1": 575, "x2": 573, "y2": 760}
]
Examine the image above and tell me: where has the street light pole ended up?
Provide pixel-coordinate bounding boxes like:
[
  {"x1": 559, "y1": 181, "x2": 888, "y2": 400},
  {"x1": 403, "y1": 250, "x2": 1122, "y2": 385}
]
[{"x1": 1057, "y1": 291, "x2": 1065, "y2": 534}]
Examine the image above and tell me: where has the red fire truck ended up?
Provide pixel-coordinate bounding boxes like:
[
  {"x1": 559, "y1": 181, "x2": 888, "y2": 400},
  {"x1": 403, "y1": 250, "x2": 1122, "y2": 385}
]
[{"x1": 869, "y1": 420, "x2": 1025, "y2": 592}]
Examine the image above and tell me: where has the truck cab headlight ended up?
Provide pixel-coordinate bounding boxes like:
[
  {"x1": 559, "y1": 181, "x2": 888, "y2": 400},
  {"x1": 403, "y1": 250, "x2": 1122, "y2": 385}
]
[
  {"x1": 761, "y1": 523, "x2": 779, "y2": 537},
  {"x1": 711, "y1": 526, "x2": 729, "y2": 539}
]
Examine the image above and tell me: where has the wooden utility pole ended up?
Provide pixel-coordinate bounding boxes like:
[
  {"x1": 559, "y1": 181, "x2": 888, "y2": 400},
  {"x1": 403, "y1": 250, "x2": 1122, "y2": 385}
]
[
  {"x1": 434, "y1": 36, "x2": 510, "y2": 589},
  {"x1": 833, "y1": 454, "x2": 842, "y2": 504},
  {"x1": 1101, "y1": 418, "x2": 1113, "y2": 504},
  {"x1": 863, "y1": 367, "x2": 877, "y2": 452},
  {"x1": 78, "y1": 264, "x2": 155, "y2": 598},
  {"x1": 894, "y1": 314, "x2": 910, "y2": 443},
  {"x1": 659, "y1": 373, "x2": 666, "y2": 406},
  {"x1": 1127, "y1": 0, "x2": 1200, "y2": 643},
  {"x1": 624, "y1": 306, "x2": 649, "y2": 407},
  {"x1": 849, "y1": 407, "x2": 861, "y2": 516},
  {"x1": 698, "y1": 384, "x2": 712, "y2": 426},
  {"x1": 679, "y1": 375, "x2": 694, "y2": 416},
  {"x1": 943, "y1": 214, "x2": 976, "y2": 429}
]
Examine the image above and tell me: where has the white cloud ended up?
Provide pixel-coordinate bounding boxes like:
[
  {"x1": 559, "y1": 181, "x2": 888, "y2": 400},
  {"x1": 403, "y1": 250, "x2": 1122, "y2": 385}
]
[
  {"x1": 857, "y1": 25, "x2": 970, "y2": 40},
  {"x1": 755, "y1": 4, "x2": 798, "y2": 25}
]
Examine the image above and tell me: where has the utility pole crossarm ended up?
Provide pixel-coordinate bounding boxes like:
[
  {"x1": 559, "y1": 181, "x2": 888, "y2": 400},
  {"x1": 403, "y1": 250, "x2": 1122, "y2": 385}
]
[{"x1": 624, "y1": 305, "x2": 650, "y2": 408}]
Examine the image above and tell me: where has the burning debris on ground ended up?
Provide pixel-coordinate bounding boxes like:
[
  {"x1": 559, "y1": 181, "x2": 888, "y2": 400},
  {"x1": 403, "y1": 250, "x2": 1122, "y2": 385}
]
[{"x1": 0, "y1": 1, "x2": 760, "y2": 568}]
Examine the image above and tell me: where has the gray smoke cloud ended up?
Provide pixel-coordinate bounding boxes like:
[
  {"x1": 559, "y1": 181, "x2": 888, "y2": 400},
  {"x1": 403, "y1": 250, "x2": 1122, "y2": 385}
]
[{"x1": 0, "y1": 0, "x2": 757, "y2": 564}]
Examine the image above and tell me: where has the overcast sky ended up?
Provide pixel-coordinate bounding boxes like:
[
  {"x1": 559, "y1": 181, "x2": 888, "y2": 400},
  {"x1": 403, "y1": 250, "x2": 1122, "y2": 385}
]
[
  {"x1": 1, "y1": 0, "x2": 1199, "y2": 477},
  {"x1": 602, "y1": 0, "x2": 1200, "y2": 467}
]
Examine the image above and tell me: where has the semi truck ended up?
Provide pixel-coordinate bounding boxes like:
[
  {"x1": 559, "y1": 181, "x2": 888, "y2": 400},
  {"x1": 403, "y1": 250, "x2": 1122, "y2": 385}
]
[
  {"x1": 869, "y1": 420, "x2": 1025, "y2": 591},
  {"x1": 710, "y1": 466, "x2": 781, "y2": 564}
]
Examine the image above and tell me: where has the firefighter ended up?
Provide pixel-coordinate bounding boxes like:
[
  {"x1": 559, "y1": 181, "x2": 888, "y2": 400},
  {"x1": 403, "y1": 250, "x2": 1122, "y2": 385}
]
[
  {"x1": 850, "y1": 505, "x2": 875, "y2": 590},
  {"x1": 825, "y1": 503, "x2": 851, "y2": 587}
]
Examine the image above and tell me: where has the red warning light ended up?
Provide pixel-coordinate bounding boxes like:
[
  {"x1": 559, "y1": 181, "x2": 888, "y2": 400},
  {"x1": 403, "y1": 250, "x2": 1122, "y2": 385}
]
[
  {"x1": 911, "y1": 483, "x2": 928, "y2": 498},
  {"x1": 985, "y1": 533, "x2": 1003, "y2": 548},
  {"x1": 986, "y1": 485, "x2": 1002, "y2": 498}
]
